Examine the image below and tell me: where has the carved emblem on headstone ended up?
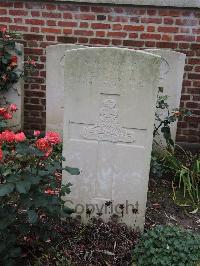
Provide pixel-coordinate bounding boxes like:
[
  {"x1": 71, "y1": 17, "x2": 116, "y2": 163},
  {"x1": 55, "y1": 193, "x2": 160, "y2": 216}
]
[{"x1": 82, "y1": 98, "x2": 135, "y2": 143}]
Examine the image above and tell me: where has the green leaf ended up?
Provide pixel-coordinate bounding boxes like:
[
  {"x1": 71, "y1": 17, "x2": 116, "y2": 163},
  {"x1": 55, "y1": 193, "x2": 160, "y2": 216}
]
[
  {"x1": 63, "y1": 206, "x2": 75, "y2": 215},
  {"x1": 2, "y1": 57, "x2": 8, "y2": 64},
  {"x1": 64, "y1": 166, "x2": 80, "y2": 175},
  {"x1": 16, "y1": 143, "x2": 44, "y2": 157},
  {"x1": 29, "y1": 147, "x2": 44, "y2": 157},
  {"x1": 52, "y1": 161, "x2": 62, "y2": 170},
  {"x1": 28, "y1": 175, "x2": 40, "y2": 185},
  {"x1": 6, "y1": 175, "x2": 20, "y2": 182},
  {"x1": 0, "y1": 217, "x2": 11, "y2": 230},
  {"x1": 61, "y1": 183, "x2": 72, "y2": 195},
  {"x1": 9, "y1": 247, "x2": 21, "y2": 258},
  {"x1": 45, "y1": 164, "x2": 57, "y2": 173},
  {"x1": 0, "y1": 120, "x2": 7, "y2": 129},
  {"x1": 0, "y1": 183, "x2": 14, "y2": 196},
  {"x1": 33, "y1": 195, "x2": 48, "y2": 208},
  {"x1": 37, "y1": 170, "x2": 49, "y2": 177},
  {"x1": 0, "y1": 242, "x2": 6, "y2": 252},
  {"x1": 16, "y1": 142, "x2": 29, "y2": 155},
  {"x1": 15, "y1": 180, "x2": 31, "y2": 194},
  {"x1": 27, "y1": 210, "x2": 38, "y2": 224},
  {"x1": 6, "y1": 40, "x2": 15, "y2": 50},
  {"x1": 14, "y1": 48, "x2": 22, "y2": 56},
  {"x1": 17, "y1": 223, "x2": 29, "y2": 235},
  {"x1": 8, "y1": 71, "x2": 18, "y2": 82}
]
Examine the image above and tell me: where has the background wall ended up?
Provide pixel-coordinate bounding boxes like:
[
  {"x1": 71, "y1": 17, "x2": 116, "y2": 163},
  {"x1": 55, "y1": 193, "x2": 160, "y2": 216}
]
[{"x1": 1, "y1": 1, "x2": 200, "y2": 146}]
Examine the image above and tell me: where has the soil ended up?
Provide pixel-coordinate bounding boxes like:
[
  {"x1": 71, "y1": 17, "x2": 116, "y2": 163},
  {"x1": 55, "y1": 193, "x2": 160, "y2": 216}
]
[
  {"x1": 23, "y1": 174, "x2": 199, "y2": 266},
  {"x1": 146, "y1": 175, "x2": 200, "y2": 233}
]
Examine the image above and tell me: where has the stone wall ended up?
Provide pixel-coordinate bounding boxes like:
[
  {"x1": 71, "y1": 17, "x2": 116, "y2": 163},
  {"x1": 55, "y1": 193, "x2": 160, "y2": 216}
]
[{"x1": 1, "y1": 1, "x2": 200, "y2": 145}]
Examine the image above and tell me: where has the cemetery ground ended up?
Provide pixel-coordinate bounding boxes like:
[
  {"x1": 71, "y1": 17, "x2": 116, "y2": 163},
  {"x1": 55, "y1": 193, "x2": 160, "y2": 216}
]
[
  {"x1": 15, "y1": 163, "x2": 200, "y2": 266},
  {"x1": 146, "y1": 172, "x2": 200, "y2": 232}
]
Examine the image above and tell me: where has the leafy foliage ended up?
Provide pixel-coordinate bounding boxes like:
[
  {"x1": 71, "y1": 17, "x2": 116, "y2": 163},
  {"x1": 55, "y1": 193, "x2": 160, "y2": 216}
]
[
  {"x1": 132, "y1": 225, "x2": 200, "y2": 266},
  {"x1": 164, "y1": 148, "x2": 200, "y2": 210},
  {"x1": 150, "y1": 154, "x2": 169, "y2": 178},
  {"x1": 0, "y1": 26, "x2": 35, "y2": 93},
  {"x1": 154, "y1": 87, "x2": 192, "y2": 150},
  {"x1": 151, "y1": 144, "x2": 200, "y2": 211},
  {"x1": 0, "y1": 27, "x2": 22, "y2": 92},
  {"x1": 151, "y1": 88, "x2": 192, "y2": 182},
  {"x1": 0, "y1": 137, "x2": 79, "y2": 265},
  {"x1": 0, "y1": 27, "x2": 80, "y2": 266}
]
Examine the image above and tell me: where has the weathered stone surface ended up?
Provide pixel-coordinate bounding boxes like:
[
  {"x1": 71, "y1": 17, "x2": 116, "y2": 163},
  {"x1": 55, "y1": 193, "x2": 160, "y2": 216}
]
[
  {"x1": 46, "y1": 44, "x2": 85, "y2": 134},
  {"x1": 2, "y1": 43, "x2": 24, "y2": 130},
  {"x1": 147, "y1": 49, "x2": 186, "y2": 148},
  {"x1": 62, "y1": 47, "x2": 161, "y2": 230}
]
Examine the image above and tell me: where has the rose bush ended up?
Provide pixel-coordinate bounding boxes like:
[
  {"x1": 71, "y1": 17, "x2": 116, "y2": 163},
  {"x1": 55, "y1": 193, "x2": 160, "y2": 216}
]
[
  {"x1": 0, "y1": 26, "x2": 35, "y2": 92},
  {"x1": 0, "y1": 122, "x2": 80, "y2": 266},
  {"x1": 0, "y1": 28, "x2": 80, "y2": 266}
]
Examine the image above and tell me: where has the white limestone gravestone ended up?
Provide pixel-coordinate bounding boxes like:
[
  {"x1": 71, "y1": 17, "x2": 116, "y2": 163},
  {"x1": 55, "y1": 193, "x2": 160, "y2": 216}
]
[
  {"x1": 1, "y1": 43, "x2": 24, "y2": 130},
  {"x1": 146, "y1": 49, "x2": 186, "y2": 148},
  {"x1": 46, "y1": 44, "x2": 85, "y2": 134},
  {"x1": 62, "y1": 47, "x2": 161, "y2": 230}
]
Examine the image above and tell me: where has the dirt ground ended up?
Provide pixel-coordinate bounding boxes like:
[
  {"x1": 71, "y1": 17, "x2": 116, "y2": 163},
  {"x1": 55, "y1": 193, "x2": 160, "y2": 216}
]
[
  {"x1": 146, "y1": 175, "x2": 200, "y2": 233},
  {"x1": 25, "y1": 174, "x2": 199, "y2": 266}
]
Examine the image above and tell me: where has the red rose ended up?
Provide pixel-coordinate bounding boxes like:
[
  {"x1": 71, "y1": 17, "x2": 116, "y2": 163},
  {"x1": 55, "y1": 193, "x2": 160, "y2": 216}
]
[
  {"x1": 45, "y1": 131, "x2": 61, "y2": 145},
  {"x1": 9, "y1": 104, "x2": 17, "y2": 112},
  {"x1": 36, "y1": 138, "x2": 51, "y2": 153},
  {"x1": 0, "y1": 108, "x2": 6, "y2": 115},
  {"x1": 34, "y1": 130, "x2": 41, "y2": 137},
  {"x1": 2, "y1": 130, "x2": 15, "y2": 143},
  {"x1": 173, "y1": 111, "x2": 181, "y2": 117},
  {"x1": 3, "y1": 112, "x2": 12, "y2": 120},
  {"x1": 15, "y1": 132, "x2": 26, "y2": 142},
  {"x1": 11, "y1": 55, "x2": 18, "y2": 63},
  {"x1": 44, "y1": 188, "x2": 59, "y2": 195},
  {"x1": 27, "y1": 59, "x2": 36, "y2": 67},
  {"x1": 0, "y1": 26, "x2": 7, "y2": 33},
  {"x1": 44, "y1": 146, "x2": 53, "y2": 157},
  {"x1": 30, "y1": 59, "x2": 36, "y2": 66}
]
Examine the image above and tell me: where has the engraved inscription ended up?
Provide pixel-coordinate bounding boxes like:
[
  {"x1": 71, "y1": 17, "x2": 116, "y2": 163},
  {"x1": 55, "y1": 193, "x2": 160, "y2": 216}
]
[{"x1": 82, "y1": 99, "x2": 135, "y2": 143}]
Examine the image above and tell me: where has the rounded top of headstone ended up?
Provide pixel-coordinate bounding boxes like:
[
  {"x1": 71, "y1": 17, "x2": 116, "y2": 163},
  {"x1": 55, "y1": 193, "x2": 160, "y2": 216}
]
[
  {"x1": 64, "y1": 46, "x2": 162, "y2": 62},
  {"x1": 47, "y1": 44, "x2": 86, "y2": 52},
  {"x1": 145, "y1": 49, "x2": 186, "y2": 59}
]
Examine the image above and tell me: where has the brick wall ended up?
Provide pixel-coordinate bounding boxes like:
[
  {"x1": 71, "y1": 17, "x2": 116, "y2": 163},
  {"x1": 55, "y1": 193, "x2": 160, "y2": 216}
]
[{"x1": 1, "y1": 1, "x2": 200, "y2": 145}]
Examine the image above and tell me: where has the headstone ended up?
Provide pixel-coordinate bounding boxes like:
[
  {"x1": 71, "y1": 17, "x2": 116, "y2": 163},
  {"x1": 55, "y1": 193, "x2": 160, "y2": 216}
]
[
  {"x1": 46, "y1": 44, "x2": 85, "y2": 134},
  {"x1": 146, "y1": 49, "x2": 186, "y2": 148},
  {"x1": 62, "y1": 47, "x2": 161, "y2": 230},
  {"x1": 2, "y1": 43, "x2": 24, "y2": 130}
]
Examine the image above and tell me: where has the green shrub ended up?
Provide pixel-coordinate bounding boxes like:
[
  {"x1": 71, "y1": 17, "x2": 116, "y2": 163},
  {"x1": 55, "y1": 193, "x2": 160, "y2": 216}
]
[
  {"x1": 162, "y1": 148, "x2": 200, "y2": 210},
  {"x1": 0, "y1": 26, "x2": 36, "y2": 93},
  {"x1": 0, "y1": 27, "x2": 80, "y2": 266},
  {"x1": 150, "y1": 153, "x2": 170, "y2": 178},
  {"x1": 154, "y1": 88, "x2": 191, "y2": 149},
  {"x1": 151, "y1": 146, "x2": 200, "y2": 210},
  {"x1": 132, "y1": 225, "x2": 200, "y2": 266},
  {"x1": 0, "y1": 132, "x2": 80, "y2": 266}
]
